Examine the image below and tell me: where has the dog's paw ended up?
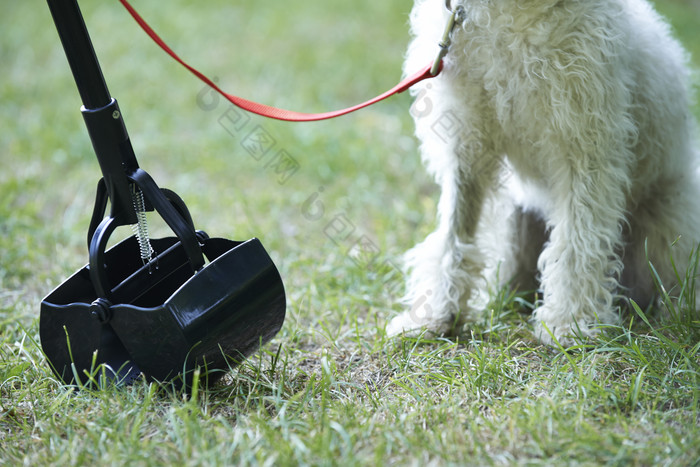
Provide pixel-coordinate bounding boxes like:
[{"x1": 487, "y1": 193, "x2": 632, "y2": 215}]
[
  {"x1": 531, "y1": 314, "x2": 599, "y2": 348},
  {"x1": 385, "y1": 311, "x2": 454, "y2": 338}
]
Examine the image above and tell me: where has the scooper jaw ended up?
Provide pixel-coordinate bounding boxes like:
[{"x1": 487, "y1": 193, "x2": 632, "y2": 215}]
[
  {"x1": 41, "y1": 233, "x2": 286, "y2": 387},
  {"x1": 40, "y1": 0, "x2": 286, "y2": 388}
]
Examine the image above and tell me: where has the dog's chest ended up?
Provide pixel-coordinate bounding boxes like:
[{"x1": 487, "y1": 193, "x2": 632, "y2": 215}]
[
  {"x1": 446, "y1": 5, "x2": 594, "y2": 181},
  {"x1": 448, "y1": 4, "x2": 614, "y2": 145},
  {"x1": 452, "y1": 9, "x2": 560, "y2": 114}
]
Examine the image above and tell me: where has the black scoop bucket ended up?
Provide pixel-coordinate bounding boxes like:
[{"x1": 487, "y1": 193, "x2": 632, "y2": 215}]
[{"x1": 40, "y1": 0, "x2": 286, "y2": 387}]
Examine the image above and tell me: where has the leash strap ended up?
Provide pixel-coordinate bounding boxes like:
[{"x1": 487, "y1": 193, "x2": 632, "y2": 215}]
[{"x1": 118, "y1": 0, "x2": 439, "y2": 122}]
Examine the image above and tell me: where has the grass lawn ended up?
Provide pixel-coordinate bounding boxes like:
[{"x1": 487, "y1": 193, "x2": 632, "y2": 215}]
[{"x1": 1, "y1": 0, "x2": 699, "y2": 465}]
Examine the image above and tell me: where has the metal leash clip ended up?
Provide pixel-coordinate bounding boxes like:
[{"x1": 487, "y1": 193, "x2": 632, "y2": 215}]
[{"x1": 430, "y1": 1, "x2": 466, "y2": 76}]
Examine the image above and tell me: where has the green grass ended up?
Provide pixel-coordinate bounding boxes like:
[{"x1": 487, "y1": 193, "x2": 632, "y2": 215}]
[{"x1": 1, "y1": 0, "x2": 699, "y2": 465}]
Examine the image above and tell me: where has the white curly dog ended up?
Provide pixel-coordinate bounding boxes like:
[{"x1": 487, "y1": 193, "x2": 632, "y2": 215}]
[{"x1": 387, "y1": 0, "x2": 700, "y2": 345}]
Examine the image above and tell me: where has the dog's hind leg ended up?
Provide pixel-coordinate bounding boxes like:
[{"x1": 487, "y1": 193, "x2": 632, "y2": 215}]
[
  {"x1": 500, "y1": 204, "x2": 547, "y2": 295},
  {"x1": 622, "y1": 171, "x2": 700, "y2": 315},
  {"x1": 468, "y1": 181, "x2": 548, "y2": 307}
]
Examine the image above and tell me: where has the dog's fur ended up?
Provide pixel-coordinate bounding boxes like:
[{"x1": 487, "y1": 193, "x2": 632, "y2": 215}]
[{"x1": 387, "y1": 0, "x2": 700, "y2": 345}]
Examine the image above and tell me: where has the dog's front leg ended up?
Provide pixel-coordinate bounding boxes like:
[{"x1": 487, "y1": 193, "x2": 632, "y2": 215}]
[
  {"x1": 532, "y1": 153, "x2": 629, "y2": 346},
  {"x1": 387, "y1": 123, "x2": 500, "y2": 337}
]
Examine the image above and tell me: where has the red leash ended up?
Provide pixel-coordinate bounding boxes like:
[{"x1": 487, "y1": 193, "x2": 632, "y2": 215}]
[{"x1": 118, "y1": 0, "x2": 440, "y2": 122}]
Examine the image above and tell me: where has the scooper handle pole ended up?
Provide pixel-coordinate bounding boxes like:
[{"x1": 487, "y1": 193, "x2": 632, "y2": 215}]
[
  {"x1": 47, "y1": 0, "x2": 140, "y2": 227},
  {"x1": 47, "y1": 0, "x2": 110, "y2": 109}
]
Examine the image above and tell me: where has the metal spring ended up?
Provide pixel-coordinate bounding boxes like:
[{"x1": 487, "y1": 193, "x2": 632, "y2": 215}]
[{"x1": 130, "y1": 185, "x2": 154, "y2": 265}]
